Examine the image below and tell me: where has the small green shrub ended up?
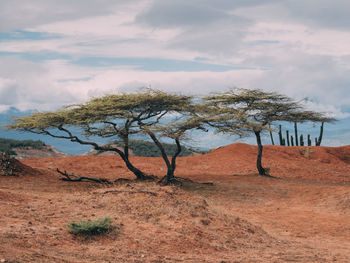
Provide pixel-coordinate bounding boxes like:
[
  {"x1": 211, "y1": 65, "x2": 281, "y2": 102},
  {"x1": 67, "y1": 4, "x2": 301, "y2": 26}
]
[
  {"x1": 67, "y1": 217, "x2": 114, "y2": 236},
  {"x1": 0, "y1": 152, "x2": 16, "y2": 176}
]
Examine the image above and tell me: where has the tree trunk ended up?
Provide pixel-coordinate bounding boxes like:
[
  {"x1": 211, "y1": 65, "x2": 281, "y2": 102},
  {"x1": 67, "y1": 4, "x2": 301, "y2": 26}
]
[
  {"x1": 254, "y1": 131, "x2": 266, "y2": 176},
  {"x1": 123, "y1": 156, "x2": 148, "y2": 180},
  {"x1": 146, "y1": 131, "x2": 173, "y2": 184},
  {"x1": 170, "y1": 137, "x2": 182, "y2": 177},
  {"x1": 146, "y1": 131, "x2": 184, "y2": 185},
  {"x1": 94, "y1": 141, "x2": 147, "y2": 180},
  {"x1": 120, "y1": 135, "x2": 147, "y2": 180}
]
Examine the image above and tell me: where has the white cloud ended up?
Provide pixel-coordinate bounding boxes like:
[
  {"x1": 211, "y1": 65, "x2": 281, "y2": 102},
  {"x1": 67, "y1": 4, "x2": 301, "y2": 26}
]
[
  {"x1": 0, "y1": 55, "x2": 264, "y2": 111},
  {"x1": 0, "y1": 0, "x2": 141, "y2": 32},
  {"x1": 1, "y1": 0, "x2": 350, "y2": 122},
  {"x1": 0, "y1": 57, "x2": 78, "y2": 111},
  {"x1": 244, "y1": 22, "x2": 350, "y2": 57},
  {"x1": 283, "y1": 0, "x2": 350, "y2": 30},
  {"x1": 55, "y1": 68, "x2": 265, "y2": 99}
]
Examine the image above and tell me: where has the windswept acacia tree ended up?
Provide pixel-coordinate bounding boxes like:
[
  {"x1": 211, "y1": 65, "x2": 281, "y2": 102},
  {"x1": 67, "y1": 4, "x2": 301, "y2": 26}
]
[
  {"x1": 6, "y1": 90, "x2": 194, "y2": 181},
  {"x1": 115, "y1": 92, "x2": 205, "y2": 184},
  {"x1": 204, "y1": 88, "x2": 336, "y2": 176},
  {"x1": 139, "y1": 113, "x2": 205, "y2": 185}
]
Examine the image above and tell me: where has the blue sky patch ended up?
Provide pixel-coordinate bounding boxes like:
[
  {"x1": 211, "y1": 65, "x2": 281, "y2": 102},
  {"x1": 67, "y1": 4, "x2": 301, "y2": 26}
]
[
  {"x1": 248, "y1": 40, "x2": 280, "y2": 46},
  {"x1": 0, "y1": 30, "x2": 61, "y2": 41},
  {"x1": 72, "y1": 57, "x2": 251, "y2": 72},
  {"x1": 0, "y1": 51, "x2": 71, "y2": 61},
  {"x1": 0, "y1": 50, "x2": 253, "y2": 72},
  {"x1": 57, "y1": 77, "x2": 93, "y2": 83}
]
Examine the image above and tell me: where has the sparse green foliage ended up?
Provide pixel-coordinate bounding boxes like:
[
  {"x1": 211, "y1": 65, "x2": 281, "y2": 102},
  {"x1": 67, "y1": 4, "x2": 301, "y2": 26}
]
[
  {"x1": 0, "y1": 152, "x2": 16, "y2": 176},
  {"x1": 67, "y1": 217, "x2": 114, "y2": 236}
]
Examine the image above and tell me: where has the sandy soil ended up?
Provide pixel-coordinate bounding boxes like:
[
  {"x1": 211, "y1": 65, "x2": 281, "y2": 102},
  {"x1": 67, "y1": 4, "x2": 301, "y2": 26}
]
[{"x1": 0, "y1": 143, "x2": 349, "y2": 262}]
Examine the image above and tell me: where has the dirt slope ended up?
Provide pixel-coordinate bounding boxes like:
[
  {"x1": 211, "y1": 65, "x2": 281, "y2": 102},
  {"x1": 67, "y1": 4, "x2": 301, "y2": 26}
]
[{"x1": 0, "y1": 143, "x2": 349, "y2": 262}]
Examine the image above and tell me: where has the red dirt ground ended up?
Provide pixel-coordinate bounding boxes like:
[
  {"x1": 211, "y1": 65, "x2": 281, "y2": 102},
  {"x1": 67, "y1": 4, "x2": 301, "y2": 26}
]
[{"x1": 0, "y1": 143, "x2": 349, "y2": 262}]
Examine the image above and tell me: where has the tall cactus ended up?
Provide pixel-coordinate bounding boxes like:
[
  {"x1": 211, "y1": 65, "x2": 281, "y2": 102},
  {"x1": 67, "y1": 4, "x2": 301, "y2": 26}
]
[
  {"x1": 286, "y1": 130, "x2": 290, "y2": 146},
  {"x1": 279, "y1": 124, "x2": 285, "y2": 145},
  {"x1": 307, "y1": 134, "x2": 311, "y2": 146},
  {"x1": 269, "y1": 124, "x2": 275, "y2": 145},
  {"x1": 294, "y1": 122, "x2": 299, "y2": 146},
  {"x1": 300, "y1": 134, "x2": 304, "y2": 146},
  {"x1": 316, "y1": 122, "x2": 324, "y2": 146}
]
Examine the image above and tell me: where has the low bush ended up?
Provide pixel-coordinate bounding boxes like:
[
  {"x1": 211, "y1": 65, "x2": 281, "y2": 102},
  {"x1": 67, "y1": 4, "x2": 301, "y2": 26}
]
[
  {"x1": 67, "y1": 217, "x2": 114, "y2": 236},
  {"x1": 0, "y1": 152, "x2": 16, "y2": 176}
]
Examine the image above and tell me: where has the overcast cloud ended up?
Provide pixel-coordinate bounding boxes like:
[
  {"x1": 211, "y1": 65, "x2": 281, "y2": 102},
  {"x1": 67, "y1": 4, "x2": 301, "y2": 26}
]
[{"x1": 0, "y1": 0, "x2": 349, "y2": 146}]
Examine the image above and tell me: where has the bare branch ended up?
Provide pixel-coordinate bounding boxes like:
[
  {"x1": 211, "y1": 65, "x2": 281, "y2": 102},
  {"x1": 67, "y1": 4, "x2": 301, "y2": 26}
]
[{"x1": 56, "y1": 169, "x2": 112, "y2": 184}]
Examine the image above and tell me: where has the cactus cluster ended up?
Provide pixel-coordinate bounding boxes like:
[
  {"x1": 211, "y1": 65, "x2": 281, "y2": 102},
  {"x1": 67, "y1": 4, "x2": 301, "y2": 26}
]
[{"x1": 273, "y1": 122, "x2": 325, "y2": 147}]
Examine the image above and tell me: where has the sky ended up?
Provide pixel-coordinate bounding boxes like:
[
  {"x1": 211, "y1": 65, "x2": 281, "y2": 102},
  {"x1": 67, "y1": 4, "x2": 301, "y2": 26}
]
[{"x1": 0, "y1": 0, "x2": 349, "y2": 151}]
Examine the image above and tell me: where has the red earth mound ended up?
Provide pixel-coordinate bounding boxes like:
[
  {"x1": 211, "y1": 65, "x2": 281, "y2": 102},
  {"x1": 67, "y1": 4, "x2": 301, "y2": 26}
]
[
  {"x1": 0, "y1": 155, "x2": 39, "y2": 176},
  {"x1": 194, "y1": 143, "x2": 350, "y2": 181},
  {"x1": 20, "y1": 143, "x2": 350, "y2": 183}
]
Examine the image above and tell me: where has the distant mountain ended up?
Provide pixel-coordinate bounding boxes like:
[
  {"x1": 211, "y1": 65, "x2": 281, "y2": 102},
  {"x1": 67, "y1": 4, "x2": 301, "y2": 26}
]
[{"x1": 0, "y1": 108, "x2": 92, "y2": 155}]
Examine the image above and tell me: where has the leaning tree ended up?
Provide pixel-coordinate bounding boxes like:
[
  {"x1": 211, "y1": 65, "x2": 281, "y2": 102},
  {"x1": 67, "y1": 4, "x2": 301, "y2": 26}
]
[
  {"x1": 133, "y1": 93, "x2": 205, "y2": 185},
  {"x1": 6, "y1": 90, "x2": 193, "y2": 181},
  {"x1": 204, "y1": 88, "x2": 336, "y2": 176}
]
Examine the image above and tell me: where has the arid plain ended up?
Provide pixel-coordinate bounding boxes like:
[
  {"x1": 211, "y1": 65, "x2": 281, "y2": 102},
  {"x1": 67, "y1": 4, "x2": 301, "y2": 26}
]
[{"x1": 0, "y1": 143, "x2": 349, "y2": 262}]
